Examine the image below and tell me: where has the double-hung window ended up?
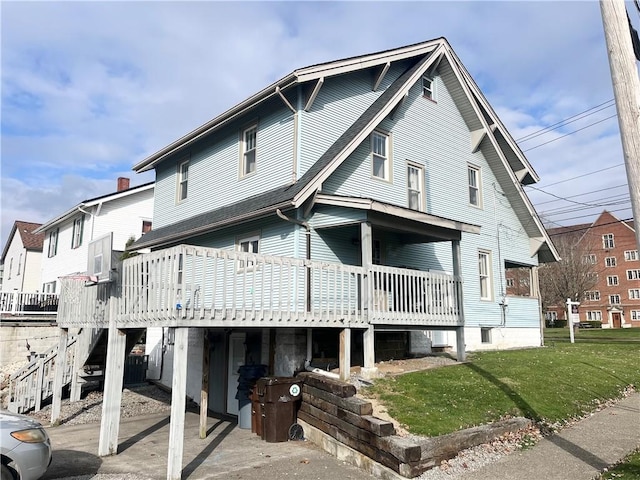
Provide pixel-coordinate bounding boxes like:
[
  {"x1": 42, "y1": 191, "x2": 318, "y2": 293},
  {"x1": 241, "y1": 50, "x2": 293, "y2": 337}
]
[
  {"x1": 422, "y1": 75, "x2": 434, "y2": 100},
  {"x1": 237, "y1": 234, "x2": 259, "y2": 270},
  {"x1": 602, "y1": 234, "x2": 615, "y2": 249},
  {"x1": 605, "y1": 256, "x2": 616, "y2": 267},
  {"x1": 629, "y1": 289, "x2": 640, "y2": 300},
  {"x1": 607, "y1": 275, "x2": 619, "y2": 286},
  {"x1": 48, "y1": 229, "x2": 59, "y2": 257},
  {"x1": 407, "y1": 163, "x2": 424, "y2": 211},
  {"x1": 178, "y1": 160, "x2": 189, "y2": 201},
  {"x1": 371, "y1": 131, "x2": 390, "y2": 180},
  {"x1": 631, "y1": 310, "x2": 640, "y2": 320},
  {"x1": 478, "y1": 250, "x2": 492, "y2": 300},
  {"x1": 468, "y1": 164, "x2": 481, "y2": 207},
  {"x1": 583, "y1": 254, "x2": 596, "y2": 264},
  {"x1": 72, "y1": 215, "x2": 84, "y2": 249},
  {"x1": 585, "y1": 291, "x2": 600, "y2": 301},
  {"x1": 587, "y1": 311, "x2": 602, "y2": 321},
  {"x1": 609, "y1": 294, "x2": 621, "y2": 304},
  {"x1": 241, "y1": 125, "x2": 257, "y2": 177},
  {"x1": 624, "y1": 250, "x2": 638, "y2": 261}
]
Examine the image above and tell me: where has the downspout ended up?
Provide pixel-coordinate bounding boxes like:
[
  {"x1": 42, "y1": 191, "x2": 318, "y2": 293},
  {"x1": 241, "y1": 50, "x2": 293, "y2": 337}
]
[
  {"x1": 276, "y1": 209, "x2": 311, "y2": 311},
  {"x1": 78, "y1": 202, "x2": 102, "y2": 241}
]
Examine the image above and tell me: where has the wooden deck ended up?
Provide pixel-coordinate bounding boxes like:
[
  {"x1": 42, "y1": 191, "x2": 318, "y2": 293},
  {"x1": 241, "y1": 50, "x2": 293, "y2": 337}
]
[{"x1": 57, "y1": 244, "x2": 464, "y2": 329}]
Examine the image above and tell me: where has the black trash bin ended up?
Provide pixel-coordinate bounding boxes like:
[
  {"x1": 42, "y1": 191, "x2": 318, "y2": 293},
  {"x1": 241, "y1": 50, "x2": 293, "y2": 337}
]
[
  {"x1": 236, "y1": 364, "x2": 268, "y2": 429},
  {"x1": 256, "y1": 376, "x2": 302, "y2": 443}
]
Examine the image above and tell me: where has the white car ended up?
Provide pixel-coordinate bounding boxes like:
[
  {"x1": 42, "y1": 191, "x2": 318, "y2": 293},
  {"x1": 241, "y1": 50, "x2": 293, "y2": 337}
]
[{"x1": 0, "y1": 411, "x2": 52, "y2": 480}]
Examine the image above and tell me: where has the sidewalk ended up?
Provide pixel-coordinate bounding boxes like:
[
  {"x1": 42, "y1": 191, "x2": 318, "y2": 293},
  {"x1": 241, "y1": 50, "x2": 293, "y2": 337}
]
[{"x1": 464, "y1": 392, "x2": 640, "y2": 480}]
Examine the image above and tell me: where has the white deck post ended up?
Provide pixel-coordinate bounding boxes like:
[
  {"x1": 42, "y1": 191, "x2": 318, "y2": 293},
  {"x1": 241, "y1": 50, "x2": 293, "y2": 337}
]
[
  {"x1": 360, "y1": 222, "x2": 378, "y2": 379},
  {"x1": 70, "y1": 330, "x2": 84, "y2": 402},
  {"x1": 200, "y1": 329, "x2": 209, "y2": 440},
  {"x1": 452, "y1": 240, "x2": 466, "y2": 362},
  {"x1": 168, "y1": 327, "x2": 189, "y2": 480},
  {"x1": 339, "y1": 328, "x2": 351, "y2": 382},
  {"x1": 34, "y1": 357, "x2": 45, "y2": 412},
  {"x1": 98, "y1": 324, "x2": 127, "y2": 456},
  {"x1": 50, "y1": 328, "x2": 69, "y2": 425}
]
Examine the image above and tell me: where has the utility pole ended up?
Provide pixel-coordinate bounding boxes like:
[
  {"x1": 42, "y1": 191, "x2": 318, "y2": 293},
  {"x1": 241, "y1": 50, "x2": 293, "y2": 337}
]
[{"x1": 600, "y1": 0, "x2": 640, "y2": 251}]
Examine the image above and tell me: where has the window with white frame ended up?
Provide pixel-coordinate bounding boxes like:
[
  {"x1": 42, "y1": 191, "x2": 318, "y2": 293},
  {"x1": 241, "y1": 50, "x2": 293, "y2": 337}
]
[
  {"x1": 629, "y1": 289, "x2": 640, "y2": 300},
  {"x1": 602, "y1": 233, "x2": 615, "y2": 249},
  {"x1": 478, "y1": 250, "x2": 492, "y2": 300},
  {"x1": 607, "y1": 275, "x2": 619, "y2": 286},
  {"x1": 587, "y1": 311, "x2": 602, "y2": 321},
  {"x1": 480, "y1": 327, "x2": 492, "y2": 344},
  {"x1": 422, "y1": 75, "x2": 435, "y2": 100},
  {"x1": 142, "y1": 220, "x2": 152, "y2": 234},
  {"x1": 624, "y1": 250, "x2": 639, "y2": 261},
  {"x1": 177, "y1": 160, "x2": 189, "y2": 201},
  {"x1": 241, "y1": 125, "x2": 257, "y2": 177},
  {"x1": 468, "y1": 165, "x2": 481, "y2": 207},
  {"x1": 72, "y1": 215, "x2": 84, "y2": 249},
  {"x1": 371, "y1": 131, "x2": 390, "y2": 180},
  {"x1": 407, "y1": 163, "x2": 424, "y2": 211},
  {"x1": 605, "y1": 256, "x2": 617, "y2": 267},
  {"x1": 585, "y1": 291, "x2": 600, "y2": 301},
  {"x1": 582, "y1": 254, "x2": 596, "y2": 264},
  {"x1": 7, "y1": 258, "x2": 12, "y2": 279},
  {"x1": 506, "y1": 278, "x2": 515, "y2": 288},
  {"x1": 237, "y1": 234, "x2": 260, "y2": 270},
  {"x1": 631, "y1": 310, "x2": 640, "y2": 320},
  {"x1": 48, "y1": 229, "x2": 59, "y2": 257},
  {"x1": 43, "y1": 281, "x2": 56, "y2": 293},
  {"x1": 609, "y1": 294, "x2": 621, "y2": 304},
  {"x1": 545, "y1": 311, "x2": 558, "y2": 321},
  {"x1": 627, "y1": 269, "x2": 640, "y2": 280},
  {"x1": 587, "y1": 272, "x2": 599, "y2": 282},
  {"x1": 17, "y1": 253, "x2": 21, "y2": 276}
]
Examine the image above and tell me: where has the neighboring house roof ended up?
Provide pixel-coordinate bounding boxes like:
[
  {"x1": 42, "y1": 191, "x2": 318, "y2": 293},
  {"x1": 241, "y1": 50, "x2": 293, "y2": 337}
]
[
  {"x1": 33, "y1": 182, "x2": 154, "y2": 234},
  {"x1": 130, "y1": 38, "x2": 559, "y2": 262},
  {"x1": 1, "y1": 221, "x2": 44, "y2": 262},
  {"x1": 547, "y1": 210, "x2": 637, "y2": 244}
]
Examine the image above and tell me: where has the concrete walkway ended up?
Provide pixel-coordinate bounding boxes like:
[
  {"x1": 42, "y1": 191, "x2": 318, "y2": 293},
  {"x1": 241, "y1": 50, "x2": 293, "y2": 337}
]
[{"x1": 465, "y1": 392, "x2": 640, "y2": 480}]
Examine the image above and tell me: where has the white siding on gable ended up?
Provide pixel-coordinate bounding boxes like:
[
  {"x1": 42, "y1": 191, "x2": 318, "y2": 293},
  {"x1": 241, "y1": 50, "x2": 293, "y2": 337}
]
[
  {"x1": 1, "y1": 231, "x2": 42, "y2": 292},
  {"x1": 152, "y1": 96, "x2": 295, "y2": 230}
]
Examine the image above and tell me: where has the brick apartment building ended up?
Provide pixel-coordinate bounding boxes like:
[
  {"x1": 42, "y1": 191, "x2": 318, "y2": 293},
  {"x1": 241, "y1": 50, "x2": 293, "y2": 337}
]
[{"x1": 542, "y1": 211, "x2": 639, "y2": 328}]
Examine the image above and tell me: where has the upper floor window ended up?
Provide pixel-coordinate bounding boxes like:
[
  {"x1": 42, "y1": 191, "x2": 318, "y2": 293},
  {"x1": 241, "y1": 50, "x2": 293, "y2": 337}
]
[
  {"x1": 241, "y1": 125, "x2": 257, "y2": 177},
  {"x1": 407, "y1": 163, "x2": 424, "y2": 211},
  {"x1": 609, "y1": 294, "x2": 621, "y2": 304},
  {"x1": 506, "y1": 278, "x2": 515, "y2": 288},
  {"x1": 48, "y1": 229, "x2": 59, "y2": 257},
  {"x1": 607, "y1": 275, "x2": 619, "y2": 286},
  {"x1": 605, "y1": 256, "x2": 616, "y2": 267},
  {"x1": 624, "y1": 250, "x2": 638, "y2": 261},
  {"x1": 478, "y1": 250, "x2": 492, "y2": 300},
  {"x1": 602, "y1": 234, "x2": 615, "y2": 249},
  {"x1": 8, "y1": 258, "x2": 12, "y2": 279},
  {"x1": 422, "y1": 75, "x2": 435, "y2": 100},
  {"x1": 72, "y1": 215, "x2": 84, "y2": 249},
  {"x1": 177, "y1": 160, "x2": 189, "y2": 201},
  {"x1": 468, "y1": 164, "x2": 481, "y2": 207},
  {"x1": 371, "y1": 131, "x2": 390, "y2": 181},
  {"x1": 627, "y1": 269, "x2": 640, "y2": 280},
  {"x1": 582, "y1": 254, "x2": 597, "y2": 265},
  {"x1": 584, "y1": 291, "x2": 600, "y2": 301},
  {"x1": 142, "y1": 220, "x2": 152, "y2": 234},
  {"x1": 17, "y1": 253, "x2": 22, "y2": 276},
  {"x1": 629, "y1": 289, "x2": 640, "y2": 300}
]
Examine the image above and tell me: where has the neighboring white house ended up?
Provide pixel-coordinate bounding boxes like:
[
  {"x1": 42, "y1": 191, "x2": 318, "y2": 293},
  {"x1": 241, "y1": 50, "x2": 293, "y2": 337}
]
[
  {"x1": 1, "y1": 220, "x2": 45, "y2": 293},
  {"x1": 35, "y1": 178, "x2": 154, "y2": 292}
]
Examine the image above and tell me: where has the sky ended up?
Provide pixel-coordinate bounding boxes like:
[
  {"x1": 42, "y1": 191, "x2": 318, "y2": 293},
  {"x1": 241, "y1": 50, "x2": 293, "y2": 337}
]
[{"x1": 2, "y1": 0, "x2": 640, "y2": 253}]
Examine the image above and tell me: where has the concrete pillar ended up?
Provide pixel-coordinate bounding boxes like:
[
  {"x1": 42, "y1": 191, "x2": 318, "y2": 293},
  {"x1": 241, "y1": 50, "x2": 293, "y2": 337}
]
[
  {"x1": 50, "y1": 328, "x2": 69, "y2": 425},
  {"x1": 98, "y1": 325, "x2": 127, "y2": 456},
  {"x1": 339, "y1": 328, "x2": 351, "y2": 382},
  {"x1": 167, "y1": 327, "x2": 189, "y2": 480}
]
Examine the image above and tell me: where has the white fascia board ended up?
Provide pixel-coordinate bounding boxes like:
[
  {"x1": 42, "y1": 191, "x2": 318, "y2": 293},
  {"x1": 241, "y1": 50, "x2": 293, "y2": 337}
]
[
  {"x1": 34, "y1": 206, "x2": 84, "y2": 233},
  {"x1": 293, "y1": 44, "x2": 447, "y2": 208},
  {"x1": 133, "y1": 75, "x2": 297, "y2": 172},
  {"x1": 443, "y1": 49, "x2": 559, "y2": 262},
  {"x1": 294, "y1": 40, "x2": 441, "y2": 83},
  {"x1": 315, "y1": 195, "x2": 480, "y2": 234}
]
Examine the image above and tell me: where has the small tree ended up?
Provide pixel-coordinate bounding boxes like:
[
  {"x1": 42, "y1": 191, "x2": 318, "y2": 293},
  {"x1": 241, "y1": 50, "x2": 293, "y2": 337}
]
[{"x1": 119, "y1": 236, "x2": 139, "y2": 261}]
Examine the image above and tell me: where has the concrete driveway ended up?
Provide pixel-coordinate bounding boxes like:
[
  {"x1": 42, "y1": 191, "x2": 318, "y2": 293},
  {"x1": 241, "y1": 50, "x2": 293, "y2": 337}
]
[{"x1": 41, "y1": 410, "x2": 374, "y2": 480}]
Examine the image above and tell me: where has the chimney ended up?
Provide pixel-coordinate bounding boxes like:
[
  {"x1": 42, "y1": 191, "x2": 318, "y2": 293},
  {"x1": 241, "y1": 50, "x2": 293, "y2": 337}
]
[{"x1": 117, "y1": 177, "x2": 130, "y2": 192}]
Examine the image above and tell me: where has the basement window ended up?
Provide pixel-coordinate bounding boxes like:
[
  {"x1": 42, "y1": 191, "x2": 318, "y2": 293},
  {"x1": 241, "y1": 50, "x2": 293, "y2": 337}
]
[{"x1": 481, "y1": 327, "x2": 492, "y2": 344}]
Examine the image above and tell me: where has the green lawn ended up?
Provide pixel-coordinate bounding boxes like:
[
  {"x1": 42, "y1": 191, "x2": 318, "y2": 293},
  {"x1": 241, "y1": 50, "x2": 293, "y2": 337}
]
[
  {"x1": 363, "y1": 328, "x2": 640, "y2": 437},
  {"x1": 598, "y1": 449, "x2": 640, "y2": 479}
]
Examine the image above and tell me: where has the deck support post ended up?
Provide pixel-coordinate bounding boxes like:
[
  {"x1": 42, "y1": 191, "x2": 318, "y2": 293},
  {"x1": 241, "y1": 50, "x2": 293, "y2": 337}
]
[
  {"x1": 360, "y1": 221, "x2": 378, "y2": 378},
  {"x1": 452, "y1": 240, "x2": 466, "y2": 362},
  {"x1": 361, "y1": 326, "x2": 377, "y2": 379},
  {"x1": 34, "y1": 357, "x2": 45, "y2": 412},
  {"x1": 50, "y1": 327, "x2": 69, "y2": 425},
  {"x1": 70, "y1": 329, "x2": 85, "y2": 402},
  {"x1": 200, "y1": 329, "x2": 210, "y2": 439},
  {"x1": 168, "y1": 327, "x2": 189, "y2": 480},
  {"x1": 339, "y1": 328, "x2": 351, "y2": 382},
  {"x1": 98, "y1": 324, "x2": 126, "y2": 456},
  {"x1": 306, "y1": 328, "x2": 313, "y2": 365}
]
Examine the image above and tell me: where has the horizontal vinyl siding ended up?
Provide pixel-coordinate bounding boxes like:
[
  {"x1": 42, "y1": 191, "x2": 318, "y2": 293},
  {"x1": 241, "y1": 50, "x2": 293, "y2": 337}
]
[
  {"x1": 153, "y1": 96, "x2": 295, "y2": 229},
  {"x1": 298, "y1": 62, "x2": 410, "y2": 177}
]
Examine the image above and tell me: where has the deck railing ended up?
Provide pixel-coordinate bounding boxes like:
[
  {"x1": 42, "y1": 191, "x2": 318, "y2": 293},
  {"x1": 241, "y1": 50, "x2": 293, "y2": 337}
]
[{"x1": 0, "y1": 291, "x2": 59, "y2": 316}]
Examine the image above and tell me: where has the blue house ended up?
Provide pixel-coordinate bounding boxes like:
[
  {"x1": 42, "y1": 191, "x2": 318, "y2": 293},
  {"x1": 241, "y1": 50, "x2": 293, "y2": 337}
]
[{"x1": 55, "y1": 38, "x2": 558, "y2": 477}]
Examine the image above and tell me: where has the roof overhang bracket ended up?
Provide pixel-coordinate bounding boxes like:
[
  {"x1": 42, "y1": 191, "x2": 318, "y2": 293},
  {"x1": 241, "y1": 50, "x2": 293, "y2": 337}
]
[
  {"x1": 530, "y1": 237, "x2": 546, "y2": 257},
  {"x1": 425, "y1": 51, "x2": 444, "y2": 78},
  {"x1": 276, "y1": 86, "x2": 296, "y2": 113},
  {"x1": 304, "y1": 77, "x2": 324, "y2": 112},
  {"x1": 303, "y1": 189, "x2": 320, "y2": 218},
  {"x1": 515, "y1": 168, "x2": 529, "y2": 183},
  {"x1": 470, "y1": 125, "x2": 497, "y2": 153},
  {"x1": 373, "y1": 62, "x2": 391, "y2": 91}
]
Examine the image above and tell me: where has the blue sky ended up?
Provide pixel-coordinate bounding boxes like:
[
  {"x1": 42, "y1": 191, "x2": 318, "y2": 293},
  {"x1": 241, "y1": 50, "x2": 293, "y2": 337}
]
[{"x1": 2, "y1": 1, "x2": 639, "y2": 252}]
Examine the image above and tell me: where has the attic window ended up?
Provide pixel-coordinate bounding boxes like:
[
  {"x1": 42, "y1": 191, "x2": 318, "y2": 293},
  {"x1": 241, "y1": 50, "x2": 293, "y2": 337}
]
[{"x1": 422, "y1": 75, "x2": 435, "y2": 100}]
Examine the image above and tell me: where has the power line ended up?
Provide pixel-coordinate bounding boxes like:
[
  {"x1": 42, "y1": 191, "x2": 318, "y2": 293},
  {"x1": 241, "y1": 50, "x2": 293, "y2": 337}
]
[
  {"x1": 544, "y1": 207, "x2": 633, "y2": 224},
  {"x1": 522, "y1": 114, "x2": 618, "y2": 152},
  {"x1": 534, "y1": 184, "x2": 629, "y2": 206},
  {"x1": 546, "y1": 217, "x2": 634, "y2": 236},
  {"x1": 527, "y1": 163, "x2": 625, "y2": 188},
  {"x1": 528, "y1": 184, "x2": 626, "y2": 209}
]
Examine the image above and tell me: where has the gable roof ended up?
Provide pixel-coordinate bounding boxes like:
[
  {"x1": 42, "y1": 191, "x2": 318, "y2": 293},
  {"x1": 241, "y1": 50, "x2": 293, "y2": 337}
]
[
  {"x1": 547, "y1": 210, "x2": 637, "y2": 246},
  {"x1": 1, "y1": 220, "x2": 44, "y2": 263},
  {"x1": 34, "y1": 182, "x2": 154, "y2": 234},
  {"x1": 130, "y1": 38, "x2": 559, "y2": 262}
]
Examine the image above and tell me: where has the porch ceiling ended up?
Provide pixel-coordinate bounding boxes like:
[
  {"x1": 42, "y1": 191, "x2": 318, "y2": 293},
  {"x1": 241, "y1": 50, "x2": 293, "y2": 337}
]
[{"x1": 314, "y1": 194, "x2": 480, "y2": 242}]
